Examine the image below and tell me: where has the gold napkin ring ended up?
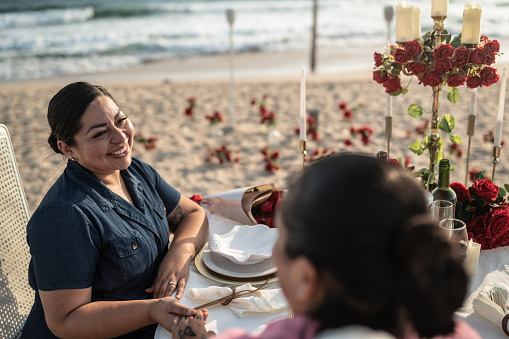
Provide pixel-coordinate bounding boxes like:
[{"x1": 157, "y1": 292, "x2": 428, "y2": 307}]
[
  {"x1": 503, "y1": 314, "x2": 509, "y2": 336},
  {"x1": 221, "y1": 286, "x2": 237, "y2": 306}
]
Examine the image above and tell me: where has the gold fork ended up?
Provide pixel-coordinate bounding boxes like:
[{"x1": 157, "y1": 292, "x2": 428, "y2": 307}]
[
  {"x1": 490, "y1": 289, "x2": 508, "y2": 314},
  {"x1": 194, "y1": 279, "x2": 271, "y2": 310}
]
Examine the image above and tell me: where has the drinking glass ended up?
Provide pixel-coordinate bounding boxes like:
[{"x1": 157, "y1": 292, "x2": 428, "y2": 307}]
[
  {"x1": 439, "y1": 218, "x2": 469, "y2": 263},
  {"x1": 430, "y1": 200, "x2": 454, "y2": 222}
]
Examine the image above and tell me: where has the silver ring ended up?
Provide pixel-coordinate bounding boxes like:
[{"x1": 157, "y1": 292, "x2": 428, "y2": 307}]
[{"x1": 169, "y1": 281, "x2": 176, "y2": 286}]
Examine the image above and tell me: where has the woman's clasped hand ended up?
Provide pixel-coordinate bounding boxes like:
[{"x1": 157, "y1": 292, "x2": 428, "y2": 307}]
[{"x1": 21, "y1": 82, "x2": 208, "y2": 339}]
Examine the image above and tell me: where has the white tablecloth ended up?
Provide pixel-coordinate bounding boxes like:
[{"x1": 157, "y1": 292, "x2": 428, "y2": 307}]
[
  {"x1": 154, "y1": 212, "x2": 288, "y2": 339},
  {"x1": 456, "y1": 246, "x2": 509, "y2": 338}
]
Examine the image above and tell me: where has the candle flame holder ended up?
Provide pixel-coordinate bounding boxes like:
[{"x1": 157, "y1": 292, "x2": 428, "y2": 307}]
[
  {"x1": 465, "y1": 115, "x2": 476, "y2": 185},
  {"x1": 385, "y1": 116, "x2": 392, "y2": 157},
  {"x1": 492, "y1": 146, "x2": 501, "y2": 182},
  {"x1": 299, "y1": 139, "x2": 307, "y2": 169}
]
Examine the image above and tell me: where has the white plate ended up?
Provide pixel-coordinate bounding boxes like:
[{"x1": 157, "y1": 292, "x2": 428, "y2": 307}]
[
  {"x1": 202, "y1": 245, "x2": 277, "y2": 278},
  {"x1": 209, "y1": 225, "x2": 279, "y2": 265}
]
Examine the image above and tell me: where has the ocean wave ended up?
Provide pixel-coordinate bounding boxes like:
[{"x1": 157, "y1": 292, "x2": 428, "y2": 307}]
[{"x1": 0, "y1": 7, "x2": 94, "y2": 29}]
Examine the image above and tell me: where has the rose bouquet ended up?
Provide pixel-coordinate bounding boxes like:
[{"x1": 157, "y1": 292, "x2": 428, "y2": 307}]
[
  {"x1": 250, "y1": 190, "x2": 283, "y2": 228},
  {"x1": 451, "y1": 173, "x2": 509, "y2": 250}
]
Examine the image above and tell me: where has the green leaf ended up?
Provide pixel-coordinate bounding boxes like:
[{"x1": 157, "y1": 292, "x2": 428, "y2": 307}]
[
  {"x1": 447, "y1": 87, "x2": 459, "y2": 104},
  {"x1": 434, "y1": 151, "x2": 444, "y2": 164},
  {"x1": 438, "y1": 114, "x2": 456, "y2": 133},
  {"x1": 408, "y1": 104, "x2": 424, "y2": 118},
  {"x1": 450, "y1": 33, "x2": 462, "y2": 49},
  {"x1": 409, "y1": 140, "x2": 424, "y2": 155},
  {"x1": 390, "y1": 87, "x2": 408, "y2": 96},
  {"x1": 475, "y1": 171, "x2": 486, "y2": 180},
  {"x1": 423, "y1": 135, "x2": 430, "y2": 148},
  {"x1": 505, "y1": 184, "x2": 509, "y2": 193},
  {"x1": 449, "y1": 134, "x2": 463, "y2": 144},
  {"x1": 500, "y1": 187, "x2": 507, "y2": 197}
]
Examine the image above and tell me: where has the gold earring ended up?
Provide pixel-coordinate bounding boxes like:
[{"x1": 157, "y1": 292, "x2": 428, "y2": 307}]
[{"x1": 68, "y1": 156, "x2": 77, "y2": 162}]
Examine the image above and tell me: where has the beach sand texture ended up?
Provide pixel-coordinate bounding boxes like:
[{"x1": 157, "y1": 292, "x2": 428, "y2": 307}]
[{"x1": 1, "y1": 54, "x2": 508, "y2": 213}]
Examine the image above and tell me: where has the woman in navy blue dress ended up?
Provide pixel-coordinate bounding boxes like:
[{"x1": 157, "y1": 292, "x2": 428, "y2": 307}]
[{"x1": 22, "y1": 82, "x2": 209, "y2": 338}]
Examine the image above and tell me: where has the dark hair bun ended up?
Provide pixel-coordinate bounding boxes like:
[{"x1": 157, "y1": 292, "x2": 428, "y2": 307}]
[
  {"x1": 397, "y1": 216, "x2": 467, "y2": 337},
  {"x1": 47, "y1": 132, "x2": 62, "y2": 154}
]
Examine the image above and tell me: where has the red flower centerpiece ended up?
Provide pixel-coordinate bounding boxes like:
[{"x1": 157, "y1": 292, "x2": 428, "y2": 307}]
[{"x1": 451, "y1": 172, "x2": 509, "y2": 249}]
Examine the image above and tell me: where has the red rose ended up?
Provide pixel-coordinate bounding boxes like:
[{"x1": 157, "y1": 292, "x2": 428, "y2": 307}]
[
  {"x1": 344, "y1": 139, "x2": 352, "y2": 146},
  {"x1": 338, "y1": 101, "x2": 347, "y2": 110},
  {"x1": 454, "y1": 46, "x2": 471, "y2": 68},
  {"x1": 189, "y1": 195, "x2": 203, "y2": 204},
  {"x1": 373, "y1": 71, "x2": 388, "y2": 84},
  {"x1": 382, "y1": 77, "x2": 402, "y2": 94},
  {"x1": 405, "y1": 40, "x2": 422, "y2": 59},
  {"x1": 260, "y1": 200, "x2": 275, "y2": 214},
  {"x1": 374, "y1": 52, "x2": 384, "y2": 67},
  {"x1": 264, "y1": 217, "x2": 274, "y2": 228},
  {"x1": 184, "y1": 107, "x2": 193, "y2": 116},
  {"x1": 425, "y1": 71, "x2": 443, "y2": 87},
  {"x1": 450, "y1": 182, "x2": 472, "y2": 202},
  {"x1": 434, "y1": 58, "x2": 454, "y2": 75},
  {"x1": 485, "y1": 52, "x2": 496, "y2": 66},
  {"x1": 480, "y1": 66, "x2": 500, "y2": 87},
  {"x1": 466, "y1": 76, "x2": 482, "y2": 89},
  {"x1": 447, "y1": 73, "x2": 466, "y2": 87},
  {"x1": 467, "y1": 214, "x2": 488, "y2": 248},
  {"x1": 393, "y1": 49, "x2": 408, "y2": 64},
  {"x1": 484, "y1": 40, "x2": 500, "y2": 54},
  {"x1": 485, "y1": 207, "x2": 509, "y2": 249},
  {"x1": 470, "y1": 47, "x2": 486, "y2": 65},
  {"x1": 407, "y1": 62, "x2": 427, "y2": 76},
  {"x1": 418, "y1": 75, "x2": 430, "y2": 87},
  {"x1": 433, "y1": 44, "x2": 454, "y2": 59},
  {"x1": 471, "y1": 178, "x2": 499, "y2": 202}
]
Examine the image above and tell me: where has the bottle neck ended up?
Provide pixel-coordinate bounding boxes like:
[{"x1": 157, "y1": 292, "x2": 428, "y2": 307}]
[{"x1": 438, "y1": 163, "x2": 450, "y2": 189}]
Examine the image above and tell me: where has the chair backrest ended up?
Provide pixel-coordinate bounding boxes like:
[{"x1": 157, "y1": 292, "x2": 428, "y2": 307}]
[{"x1": 0, "y1": 124, "x2": 33, "y2": 339}]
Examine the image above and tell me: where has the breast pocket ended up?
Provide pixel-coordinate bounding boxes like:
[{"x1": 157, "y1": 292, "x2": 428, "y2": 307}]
[{"x1": 111, "y1": 230, "x2": 150, "y2": 282}]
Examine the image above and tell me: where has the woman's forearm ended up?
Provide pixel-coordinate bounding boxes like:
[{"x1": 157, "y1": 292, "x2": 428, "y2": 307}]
[{"x1": 41, "y1": 290, "x2": 193, "y2": 339}]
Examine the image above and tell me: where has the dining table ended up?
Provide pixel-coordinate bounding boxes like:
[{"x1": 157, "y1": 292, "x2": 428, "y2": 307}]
[
  {"x1": 154, "y1": 211, "x2": 289, "y2": 339},
  {"x1": 155, "y1": 211, "x2": 509, "y2": 339}
]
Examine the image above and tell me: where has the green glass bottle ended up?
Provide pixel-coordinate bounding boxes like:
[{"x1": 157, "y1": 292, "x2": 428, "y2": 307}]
[{"x1": 432, "y1": 159, "x2": 457, "y2": 216}]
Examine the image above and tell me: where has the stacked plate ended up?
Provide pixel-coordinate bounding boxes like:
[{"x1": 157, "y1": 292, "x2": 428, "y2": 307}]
[{"x1": 195, "y1": 225, "x2": 280, "y2": 285}]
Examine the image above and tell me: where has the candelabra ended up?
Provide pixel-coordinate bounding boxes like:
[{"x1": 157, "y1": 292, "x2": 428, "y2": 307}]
[
  {"x1": 492, "y1": 146, "x2": 501, "y2": 182},
  {"x1": 465, "y1": 114, "x2": 476, "y2": 184},
  {"x1": 385, "y1": 116, "x2": 392, "y2": 157}
]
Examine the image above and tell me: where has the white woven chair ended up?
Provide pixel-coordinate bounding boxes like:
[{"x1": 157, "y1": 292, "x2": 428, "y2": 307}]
[{"x1": 0, "y1": 124, "x2": 33, "y2": 338}]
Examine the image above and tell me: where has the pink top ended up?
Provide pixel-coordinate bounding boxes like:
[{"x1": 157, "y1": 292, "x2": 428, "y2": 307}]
[{"x1": 215, "y1": 315, "x2": 481, "y2": 339}]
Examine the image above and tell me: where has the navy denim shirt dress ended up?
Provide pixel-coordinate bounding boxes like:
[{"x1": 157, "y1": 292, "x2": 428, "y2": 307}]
[{"x1": 22, "y1": 158, "x2": 180, "y2": 338}]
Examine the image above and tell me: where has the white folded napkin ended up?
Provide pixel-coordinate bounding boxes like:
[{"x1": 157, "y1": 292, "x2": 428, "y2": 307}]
[
  {"x1": 186, "y1": 283, "x2": 288, "y2": 318},
  {"x1": 472, "y1": 282, "x2": 508, "y2": 330}
]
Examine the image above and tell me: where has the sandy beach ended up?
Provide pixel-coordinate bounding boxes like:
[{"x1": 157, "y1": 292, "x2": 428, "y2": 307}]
[{"x1": 1, "y1": 48, "x2": 508, "y2": 213}]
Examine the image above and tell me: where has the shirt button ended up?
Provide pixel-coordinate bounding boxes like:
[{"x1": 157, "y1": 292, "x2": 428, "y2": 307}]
[{"x1": 131, "y1": 242, "x2": 138, "y2": 250}]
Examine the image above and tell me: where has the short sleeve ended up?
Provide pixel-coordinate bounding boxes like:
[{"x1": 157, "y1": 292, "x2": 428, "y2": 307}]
[{"x1": 27, "y1": 199, "x2": 100, "y2": 291}]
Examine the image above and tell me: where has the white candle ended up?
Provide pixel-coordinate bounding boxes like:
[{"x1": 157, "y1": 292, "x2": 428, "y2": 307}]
[
  {"x1": 386, "y1": 94, "x2": 393, "y2": 117},
  {"x1": 469, "y1": 88, "x2": 477, "y2": 116},
  {"x1": 461, "y1": 4, "x2": 482, "y2": 45},
  {"x1": 396, "y1": 2, "x2": 414, "y2": 42},
  {"x1": 300, "y1": 66, "x2": 306, "y2": 141},
  {"x1": 413, "y1": 7, "x2": 421, "y2": 40},
  {"x1": 463, "y1": 239, "x2": 481, "y2": 276},
  {"x1": 494, "y1": 65, "x2": 507, "y2": 147},
  {"x1": 431, "y1": 0, "x2": 448, "y2": 17}
]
